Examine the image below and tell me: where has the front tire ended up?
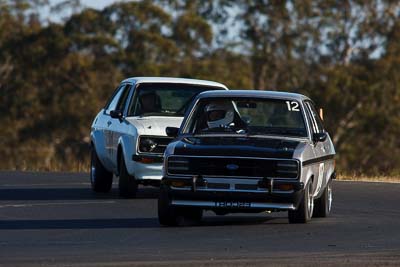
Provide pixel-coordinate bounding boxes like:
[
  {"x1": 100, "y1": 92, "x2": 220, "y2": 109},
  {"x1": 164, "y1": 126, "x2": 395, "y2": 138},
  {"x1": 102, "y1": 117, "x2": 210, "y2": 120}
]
[
  {"x1": 288, "y1": 181, "x2": 314, "y2": 224},
  {"x1": 118, "y1": 154, "x2": 138, "y2": 198},
  {"x1": 90, "y1": 148, "x2": 113, "y2": 193},
  {"x1": 158, "y1": 184, "x2": 179, "y2": 226},
  {"x1": 158, "y1": 185, "x2": 203, "y2": 226},
  {"x1": 313, "y1": 180, "x2": 333, "y2": 217}
]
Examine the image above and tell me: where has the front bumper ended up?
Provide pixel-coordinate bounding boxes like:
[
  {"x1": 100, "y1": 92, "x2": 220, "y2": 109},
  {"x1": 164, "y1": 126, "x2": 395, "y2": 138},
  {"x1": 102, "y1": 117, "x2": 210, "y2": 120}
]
[
  {"x1": 163, "y1": 176, "x2": 304, "y2": 211},
  {"x1": 127, "y1": 154, "x2": 164, "y2": 181}
]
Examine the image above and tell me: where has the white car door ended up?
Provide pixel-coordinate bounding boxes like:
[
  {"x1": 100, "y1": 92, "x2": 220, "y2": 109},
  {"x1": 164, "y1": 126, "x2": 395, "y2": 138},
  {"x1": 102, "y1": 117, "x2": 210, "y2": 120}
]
[
  {"x1": 108, "y1": 84, "x2": 133, "y2": 170},
  {"x1": 103, "y1": 84, "x2": 128, "y2": 170},
  {"x1": 92, "y1": 110, "x2": 114, "y2": 170}
]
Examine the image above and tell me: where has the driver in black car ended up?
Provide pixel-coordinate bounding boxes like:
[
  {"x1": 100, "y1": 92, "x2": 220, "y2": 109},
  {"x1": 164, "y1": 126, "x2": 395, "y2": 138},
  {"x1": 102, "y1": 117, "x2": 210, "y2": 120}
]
[{"x1": 200, "y1": 101, "x2": 246, "y2": 133}]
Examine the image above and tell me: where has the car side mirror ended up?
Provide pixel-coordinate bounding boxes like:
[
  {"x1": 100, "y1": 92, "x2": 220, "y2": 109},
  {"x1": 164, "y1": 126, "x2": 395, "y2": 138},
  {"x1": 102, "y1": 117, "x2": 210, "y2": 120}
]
[
  {"x1": 313, "y1": 132, "x2": 327, "y2": 143},
  {"x1": 110, "y1": 110, "x2": 123, "y2": 120},
  {"x1": 166, "y1": 127, "x2": 179, "y2": 138}
]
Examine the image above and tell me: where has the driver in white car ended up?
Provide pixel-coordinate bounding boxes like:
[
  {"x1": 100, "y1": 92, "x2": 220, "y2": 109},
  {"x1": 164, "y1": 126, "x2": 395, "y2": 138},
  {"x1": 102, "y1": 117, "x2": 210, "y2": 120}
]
[{"x1": 138, "y1": 91, "x2": 161, "y2": 115}]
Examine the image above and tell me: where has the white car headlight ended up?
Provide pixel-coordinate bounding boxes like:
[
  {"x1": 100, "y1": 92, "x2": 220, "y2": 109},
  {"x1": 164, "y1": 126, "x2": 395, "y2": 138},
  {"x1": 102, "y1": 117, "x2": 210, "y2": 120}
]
[{"x1": 139, "y1": 138, "x2": 158, "y2": 153}]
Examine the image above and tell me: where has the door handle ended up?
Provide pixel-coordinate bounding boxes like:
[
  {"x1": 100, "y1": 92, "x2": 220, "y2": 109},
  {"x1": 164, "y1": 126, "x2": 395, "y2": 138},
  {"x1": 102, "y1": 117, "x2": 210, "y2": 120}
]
[{"x1": 107, "y1": 121, "x2": 112, "y2": 127}]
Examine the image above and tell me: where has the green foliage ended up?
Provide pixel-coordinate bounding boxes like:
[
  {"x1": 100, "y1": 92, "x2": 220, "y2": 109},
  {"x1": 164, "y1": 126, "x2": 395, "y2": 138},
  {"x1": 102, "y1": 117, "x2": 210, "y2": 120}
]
[{"x1": 0, "y1": 0, "x2": 399, "y2": 174}]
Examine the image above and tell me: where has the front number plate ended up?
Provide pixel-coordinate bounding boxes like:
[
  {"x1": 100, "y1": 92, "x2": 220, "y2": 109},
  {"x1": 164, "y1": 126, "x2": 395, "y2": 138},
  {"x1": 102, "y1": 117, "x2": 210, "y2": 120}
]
[{"x1": 214, "y1": 201, "x2": 251, "y2": 208}]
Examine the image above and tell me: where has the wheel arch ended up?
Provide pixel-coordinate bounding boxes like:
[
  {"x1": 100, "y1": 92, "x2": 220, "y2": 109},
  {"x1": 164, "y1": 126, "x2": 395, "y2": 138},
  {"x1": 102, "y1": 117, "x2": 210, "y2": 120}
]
[
  {"x1": 117, "y1": 134, "x2": 136, "y2": 177},
  {"x1": 325, "y1": 159, "x2": 336, "y2": 183},
  {"x1": 301, "y1": 164, "x2": 314, "y2": 189},
  {"x1": 117, "y1": 144, "x2": 123, "y2": 176},
  {"x1": 316, "y1": 159, "x2": 336, "y2": 198},
  {"x1": 309, "y1": 174, "x2": 315, "y2": 192},
  {"x1": 90, "y1": 130, "x2": 111, "y2": 172}
]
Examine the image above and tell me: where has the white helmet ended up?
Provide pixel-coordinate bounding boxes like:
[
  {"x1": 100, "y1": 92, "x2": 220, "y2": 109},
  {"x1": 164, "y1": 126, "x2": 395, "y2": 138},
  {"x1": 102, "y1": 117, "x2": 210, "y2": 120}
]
[{"x1": 205, "y1": 101, "x2": 234, "y2": 129}]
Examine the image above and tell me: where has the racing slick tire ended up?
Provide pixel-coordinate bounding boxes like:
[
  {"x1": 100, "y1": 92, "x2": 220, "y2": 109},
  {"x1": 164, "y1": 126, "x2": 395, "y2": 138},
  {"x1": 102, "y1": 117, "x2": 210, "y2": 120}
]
[
  {"x1": 118, "y1": 154, "x2": 138, "y2": 198},
  {"x1": 90, "y1": 148, "x2": 113, "y2": 193},
  {"x1": 288, "y1": 181, "x2": 314, "y2": 224},
  {"x1": 313, "y1": 179, "x2": 333, "y2": 218},
  {"x1": 158, "y1": 185, "x2": 203, "y2": 226}
]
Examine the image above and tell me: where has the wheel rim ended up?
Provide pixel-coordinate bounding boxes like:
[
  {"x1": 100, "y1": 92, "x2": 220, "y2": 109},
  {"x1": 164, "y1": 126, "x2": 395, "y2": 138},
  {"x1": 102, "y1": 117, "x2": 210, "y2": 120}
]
[
  {"x1": 307, "y1": 183, "x2": 314, "y2": 218},
  {"x1": 327, "y1": 183, "x2": 333, "y2": 212}
]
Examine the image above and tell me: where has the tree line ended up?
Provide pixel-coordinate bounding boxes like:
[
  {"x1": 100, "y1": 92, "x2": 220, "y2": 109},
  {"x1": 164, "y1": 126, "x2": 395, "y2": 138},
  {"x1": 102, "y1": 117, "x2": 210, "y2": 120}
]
[{"x1": 1, "y1": 0, "x2": 400, "y2": 175}]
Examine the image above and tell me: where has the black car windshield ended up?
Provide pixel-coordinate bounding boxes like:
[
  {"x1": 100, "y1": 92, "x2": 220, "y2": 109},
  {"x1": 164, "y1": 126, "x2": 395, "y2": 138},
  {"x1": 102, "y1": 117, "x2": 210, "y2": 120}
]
[
  {"x1": 184, "y1": 97, "x2": 308, "y2": 137},
  {"x1": 128, "y1": 83, "x2": 223, "y2": 117}
]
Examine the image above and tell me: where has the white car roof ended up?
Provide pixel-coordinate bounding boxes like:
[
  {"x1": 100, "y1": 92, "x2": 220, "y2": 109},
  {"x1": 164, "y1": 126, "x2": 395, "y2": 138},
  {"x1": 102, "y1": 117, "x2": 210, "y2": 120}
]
[{"x1": 121, "y1": 77, "x2": 228, "y2": 89}]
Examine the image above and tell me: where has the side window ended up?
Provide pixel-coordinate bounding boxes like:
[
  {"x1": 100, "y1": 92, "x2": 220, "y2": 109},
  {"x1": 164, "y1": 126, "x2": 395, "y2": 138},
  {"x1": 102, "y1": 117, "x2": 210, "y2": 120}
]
[
  {"x1": 305, "y1": 101, "x2": 324, "y2": 133},
  {"x1": 105, "y1": 85, "x2": 126, "y2": 115},
  {"x1": 304, "y1": 104, "x2": 317, "y2": 134},
  {"x1": 116, "y1": 84, "x2": 132, "y2": 113},
  {"x1": 105, "y1": 84, "x2": 131, "y2": 114},
  {"x1": 127, "y1": 88, "x2": 139, "y2": 116}
]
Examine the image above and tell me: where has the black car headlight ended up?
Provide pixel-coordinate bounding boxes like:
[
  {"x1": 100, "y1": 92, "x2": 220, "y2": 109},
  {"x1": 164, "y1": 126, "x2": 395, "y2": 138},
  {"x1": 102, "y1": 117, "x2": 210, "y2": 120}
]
[
  {"x1": 168, "y1": 157, "x2": 190, "y2": 173},
  {"x1": 276, "y1": 161, "x2": 299, "y2": 178}
]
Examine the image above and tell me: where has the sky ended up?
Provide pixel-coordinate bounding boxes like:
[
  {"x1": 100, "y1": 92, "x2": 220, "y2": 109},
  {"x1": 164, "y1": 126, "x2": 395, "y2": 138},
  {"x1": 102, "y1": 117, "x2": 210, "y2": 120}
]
[
  {"x1": 44, "y1": 0, "x2": 125, "y2": 22},
  {"x1": 52, "y1": 0, "x2": 119, "y2": 10}
]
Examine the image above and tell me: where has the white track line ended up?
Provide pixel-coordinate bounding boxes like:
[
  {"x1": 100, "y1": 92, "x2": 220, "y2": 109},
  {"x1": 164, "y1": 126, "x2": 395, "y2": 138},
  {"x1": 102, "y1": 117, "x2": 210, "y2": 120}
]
[
  {"x1": 0, "y1": 201, "x2": 116, "y2": 209},
  {"x1": 0, "y1": 183, "x2": 91, "y2": 187},
  {"x1": 336, "y1": 179, "x2": 400, "y2": 184}
]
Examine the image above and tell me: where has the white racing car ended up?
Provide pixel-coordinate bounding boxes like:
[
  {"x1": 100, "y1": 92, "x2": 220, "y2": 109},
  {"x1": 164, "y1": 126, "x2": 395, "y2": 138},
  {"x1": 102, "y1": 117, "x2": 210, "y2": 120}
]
[{"x1": 90, "y1": 77, "x2": 228, "y2": 197}]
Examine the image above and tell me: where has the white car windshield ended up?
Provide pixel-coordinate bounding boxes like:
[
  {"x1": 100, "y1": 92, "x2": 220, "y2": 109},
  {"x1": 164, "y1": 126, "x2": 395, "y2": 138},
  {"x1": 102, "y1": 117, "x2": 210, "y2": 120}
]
[
  {"x1": 128, "y1": 83, "x2": 223, "y2": 117},
  {"x1": 185, "y1": 97, "x2": 308, "y2": 137}
]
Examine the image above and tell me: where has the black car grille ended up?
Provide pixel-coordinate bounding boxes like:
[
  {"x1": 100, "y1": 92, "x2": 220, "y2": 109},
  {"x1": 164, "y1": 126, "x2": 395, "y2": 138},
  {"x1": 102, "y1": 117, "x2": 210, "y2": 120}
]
[
  {"x1": 138, "y1": 136, "x2": 174, "y2": 154},
  {"x1": 167, "y1": 156, "x2": 299, "y2": 179}
]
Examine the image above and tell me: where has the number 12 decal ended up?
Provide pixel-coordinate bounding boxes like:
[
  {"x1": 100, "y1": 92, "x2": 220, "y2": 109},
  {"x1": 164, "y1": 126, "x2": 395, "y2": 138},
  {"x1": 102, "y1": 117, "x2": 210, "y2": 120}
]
[{"x1": 286, "y1": 101, "x2": 300, "y2": 111}]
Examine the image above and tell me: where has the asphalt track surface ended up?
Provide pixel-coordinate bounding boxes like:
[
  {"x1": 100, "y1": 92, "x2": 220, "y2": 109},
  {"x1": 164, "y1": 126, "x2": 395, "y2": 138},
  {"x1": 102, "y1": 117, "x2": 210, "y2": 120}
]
[{"x1": 0, "y1": 172, "x2": 399, "y2": 266}]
